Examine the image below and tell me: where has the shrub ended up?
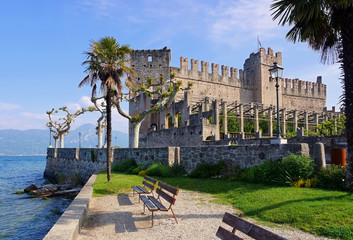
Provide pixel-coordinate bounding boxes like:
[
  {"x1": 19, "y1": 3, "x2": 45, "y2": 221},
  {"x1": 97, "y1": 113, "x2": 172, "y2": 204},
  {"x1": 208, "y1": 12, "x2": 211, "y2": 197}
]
[
  {"x1": 316, "y1": 165, "x2": 346, "y2": 190},
  {"x1": 279, "y1": 154, "x2": 315, "y2": 183},
  {"x1": 239, "y1": 154, "x2": 315, "y2": 186},
  {"x1": 141, "y1": 160, "x2": 154, "y2": 170},
  {"x1": 138, "y1": 170, "x2": 147, "y2": 176},
  {"x1": 292, "y1": 179, "x2": 305, "y2": 188},
  {"x1": 170, "y1": 163, "x2": 186, "y2": 176},
  {"x1": 240, "y1": 160, "x2": 281, "y2": 185},
  {"x1": 132, "y1": 163, "x2": 142, "y2": 175},
  {"x1": 112, "y1": 158, "x2": 137, "y2": 173},
  {"x1": 146, "y1": 163, "x2": 174, "y2": 177},
  {"x1": 189, "y1": 160, "x2": 226, "y2": 178}
]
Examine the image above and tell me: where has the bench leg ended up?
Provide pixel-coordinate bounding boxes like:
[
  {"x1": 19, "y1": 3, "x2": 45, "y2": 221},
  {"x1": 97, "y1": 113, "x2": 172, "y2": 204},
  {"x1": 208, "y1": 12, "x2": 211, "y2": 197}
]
[
  {"x1": 152, "y1": 211, "x2": 154, "y2": 227},
  {"x1": 170, "y1": 207, "x2": 178, "y2": 224}
]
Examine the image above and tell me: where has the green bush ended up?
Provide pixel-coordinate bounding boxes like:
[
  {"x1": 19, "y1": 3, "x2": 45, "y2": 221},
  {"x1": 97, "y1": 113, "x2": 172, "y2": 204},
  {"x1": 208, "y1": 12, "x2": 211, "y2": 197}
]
[
  {"x1": 146, "y1": 163, "x2": 174, "y2": 177},
  {"x1": 141, "y1": 160, "x2": 154, "y2": 170},
  {"x1": 279, "y1": 154, "x2": 315, "y2": 183},
  {"x1": 112, "y1": 158, "x2": 137, "y2": 173},
  {"x1": 239, "y1": 154, "x2": 315, "y2": 186},
  {"x1": 170, "y1": 163, "x2": 186, "y2": 176},
  {"x1": 316, "y1": 165, "x2": 346, "y2": 190},
  {"x1": 189, "y1": 160, "x2": 226, "y2": 178},
  {"x1": 240, "y1": 160, "x2": 281, "y2": 185},
  {"x1": 132, "y1": 163, "x2": 142, "y2": 175}
]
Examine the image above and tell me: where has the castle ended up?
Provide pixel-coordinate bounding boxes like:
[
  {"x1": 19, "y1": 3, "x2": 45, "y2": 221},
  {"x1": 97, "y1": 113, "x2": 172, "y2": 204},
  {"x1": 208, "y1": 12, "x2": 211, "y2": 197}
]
[{"x1": 129, "y1": 47, "x2": 338, "y2": 148}]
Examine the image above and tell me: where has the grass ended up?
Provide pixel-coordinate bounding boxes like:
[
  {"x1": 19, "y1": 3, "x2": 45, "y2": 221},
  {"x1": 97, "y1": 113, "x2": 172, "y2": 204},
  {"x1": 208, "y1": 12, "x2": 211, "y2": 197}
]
[{"x1": 94, "y1": 172, "x2": 353, "y2": 239}]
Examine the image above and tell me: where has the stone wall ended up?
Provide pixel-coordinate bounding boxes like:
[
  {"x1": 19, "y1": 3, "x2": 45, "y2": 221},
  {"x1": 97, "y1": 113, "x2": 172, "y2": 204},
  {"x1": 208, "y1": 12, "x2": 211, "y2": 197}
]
[{"x1": 45, "y1": 143, "x2": 309, "y2": 183}]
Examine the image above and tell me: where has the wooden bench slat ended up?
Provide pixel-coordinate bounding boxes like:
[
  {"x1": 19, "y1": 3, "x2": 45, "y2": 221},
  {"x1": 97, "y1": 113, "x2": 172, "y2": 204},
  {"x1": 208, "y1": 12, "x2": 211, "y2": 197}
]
[
  {"x1": 216, "y1": 226, "x2": 243, "y2": 240},
  {"x1": 143, "y1": 180, "x2": 154, "y2": 191},
  {"x1": 131, "y1": 186, "x2": 143, "y2": 193},
  {"x1": 132, "y1": 175, "x2": 157, "y2": 196},
  {"x1": 156, "y1": 188, "x2": 176, "y2": 205},
  {"x1": 145, "y1": 176, "x2": 157, "y2": 184},
  {"x1": 137, "y1": 186, "x2": 149, "y2": 193},
  {"x1": 158, "y1": 181, "x2": 179, "y2": 195},
  {"x1": 148, "y1": 196, "x2": 167, "y2": 211},
  {"x1": 222, "y1": 213, "x2": 287, "y2": 240},
  {"x1": 140, "y1": 196, "x2": 158, "y2": 210}
]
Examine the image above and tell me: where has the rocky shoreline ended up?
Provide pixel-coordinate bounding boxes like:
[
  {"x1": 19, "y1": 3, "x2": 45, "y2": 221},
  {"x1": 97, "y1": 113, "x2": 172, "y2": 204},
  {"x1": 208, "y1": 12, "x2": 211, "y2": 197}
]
[{"x1": 23, "y1": 183, "x2": 82, "y2": 198}]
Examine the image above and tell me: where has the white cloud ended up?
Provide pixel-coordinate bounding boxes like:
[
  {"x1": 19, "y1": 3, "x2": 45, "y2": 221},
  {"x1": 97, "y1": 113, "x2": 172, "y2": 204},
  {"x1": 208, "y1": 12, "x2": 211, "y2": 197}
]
[
  {"x1": 0, "y1": 102, "x2": 21, "y2": 111},
  {"x1": 206, "y1": 0, "x2": 282, "y2": 47},
  {"x1": 75, "y1": 0, "x2": 116, "y2": 19}
]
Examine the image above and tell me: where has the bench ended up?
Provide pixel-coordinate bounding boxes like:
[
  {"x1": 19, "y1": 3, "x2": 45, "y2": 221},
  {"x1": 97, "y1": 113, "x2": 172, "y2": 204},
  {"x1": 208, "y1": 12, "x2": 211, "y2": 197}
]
[
  {"x1": 140, "y1": 181, "x2": 179, "y2": 226},
  {"x1": 131, "y1": 175, "x2": 157, "y2": 202},
  {"x1": 216, "y1": 212, "x2": 288, "y2": 240}
]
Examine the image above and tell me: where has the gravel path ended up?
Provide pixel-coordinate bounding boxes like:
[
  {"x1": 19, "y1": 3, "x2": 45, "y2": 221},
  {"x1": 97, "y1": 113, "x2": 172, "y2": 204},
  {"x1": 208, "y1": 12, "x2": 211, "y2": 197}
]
[{"x1": 78, "y1": 190, "x2": 331, "y2": 240}]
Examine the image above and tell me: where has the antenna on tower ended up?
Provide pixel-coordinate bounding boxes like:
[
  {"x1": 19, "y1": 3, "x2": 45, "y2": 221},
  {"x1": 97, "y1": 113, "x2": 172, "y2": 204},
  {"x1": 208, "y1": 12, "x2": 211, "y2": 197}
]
[{"x1": 257, "y1": 35, "x2": 262, "y2": 52}]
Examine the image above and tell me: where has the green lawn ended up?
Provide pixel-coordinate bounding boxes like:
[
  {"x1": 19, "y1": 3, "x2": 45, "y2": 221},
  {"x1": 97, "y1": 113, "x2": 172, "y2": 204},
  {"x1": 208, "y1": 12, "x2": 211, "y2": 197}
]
[{"x1": 94, "y1": 172, "x2": 353, "y2": 239}]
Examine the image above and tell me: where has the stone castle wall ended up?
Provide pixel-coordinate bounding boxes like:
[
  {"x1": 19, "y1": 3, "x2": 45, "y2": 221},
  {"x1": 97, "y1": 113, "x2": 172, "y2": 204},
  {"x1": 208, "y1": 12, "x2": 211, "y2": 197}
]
[
  {"x1": 129, "y1": 47, "x2": 327, "y2": 147},
  {"x1": 45, "y1": 143, "x2": 309, "y2": 183}
]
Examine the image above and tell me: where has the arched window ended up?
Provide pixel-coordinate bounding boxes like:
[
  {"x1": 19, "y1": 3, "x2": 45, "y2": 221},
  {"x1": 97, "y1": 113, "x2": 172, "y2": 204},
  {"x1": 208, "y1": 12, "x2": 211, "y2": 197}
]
[
  {"x1": 148, "y1": 56, "x2": 152, "y2": 62},
  {"x1": 165, "y1": 114, "x2": 173, "y2": 129},
  {"x1": 150, "y1": 123, "x2": 157, "y2": 131},
  {"x1": 174, "y1": 112, "x2": 182, "y2": 127}
]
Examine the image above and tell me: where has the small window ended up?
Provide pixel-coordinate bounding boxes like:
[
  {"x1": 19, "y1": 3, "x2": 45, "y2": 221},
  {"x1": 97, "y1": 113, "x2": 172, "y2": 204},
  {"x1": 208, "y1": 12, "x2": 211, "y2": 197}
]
[{"x1": 148, "y1": 56, "x2": 152, "y2": 62}]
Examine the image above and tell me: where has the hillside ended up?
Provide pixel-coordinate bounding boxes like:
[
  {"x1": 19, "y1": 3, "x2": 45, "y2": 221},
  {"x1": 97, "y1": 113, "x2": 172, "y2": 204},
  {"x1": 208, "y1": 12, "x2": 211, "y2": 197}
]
[{"x1": 0, "y1": 124, "x2": 128, "y2": 156}]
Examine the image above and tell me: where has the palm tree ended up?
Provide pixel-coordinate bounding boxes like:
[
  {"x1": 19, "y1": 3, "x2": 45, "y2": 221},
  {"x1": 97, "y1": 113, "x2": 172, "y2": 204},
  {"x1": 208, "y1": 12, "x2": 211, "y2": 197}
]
[
  {"x1": 271, "y1": 1, "x2": 353, "y2": 190},
  {"x1": 79, "y1": 36, "x2": 133, "y2": 181}
]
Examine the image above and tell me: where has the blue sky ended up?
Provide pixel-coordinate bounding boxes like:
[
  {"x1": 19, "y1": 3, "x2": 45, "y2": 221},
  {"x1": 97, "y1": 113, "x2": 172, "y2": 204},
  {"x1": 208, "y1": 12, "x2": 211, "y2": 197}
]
[{"x1": 0, "y1": 0, "x2": 342, "y2": 133}]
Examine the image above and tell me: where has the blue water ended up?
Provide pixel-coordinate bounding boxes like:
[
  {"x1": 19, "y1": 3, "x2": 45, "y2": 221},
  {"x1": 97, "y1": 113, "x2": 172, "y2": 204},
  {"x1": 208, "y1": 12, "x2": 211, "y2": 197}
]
[{"x1": 0, "y1": 156, "x2": 73, "y2": 240}]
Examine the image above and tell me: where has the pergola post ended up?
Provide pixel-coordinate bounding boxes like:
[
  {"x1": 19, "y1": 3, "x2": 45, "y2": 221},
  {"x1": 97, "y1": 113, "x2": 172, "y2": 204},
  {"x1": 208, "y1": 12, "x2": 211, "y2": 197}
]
[
  {"x1": 281, "y1": 108, "x2": 286, "y2": 136},
  {"x1": 293, "y1": 110, "x2": 298, "y2": 131},
  {"x1": 304, "y1": 111, "x2": 309, "y2": 131},
  {"x1": 268, "y1": 106, "x2": 273, "y2": 137},
  {"x1": 254, "y1": 104, "x2": 259, "y2": 133},
  {"x1": 222, "y1": 101, "x2": 228, "y2": 134},
  {"x1": 239, "y1": 104, "x2": 244, "y2": 134}
]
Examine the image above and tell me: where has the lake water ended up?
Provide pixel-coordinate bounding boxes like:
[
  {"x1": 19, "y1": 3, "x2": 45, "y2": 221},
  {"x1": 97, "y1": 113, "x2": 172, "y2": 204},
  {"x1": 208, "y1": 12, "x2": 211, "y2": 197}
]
[{"x1": 0, "y1": 156, "x2": 73, "y2": 240}]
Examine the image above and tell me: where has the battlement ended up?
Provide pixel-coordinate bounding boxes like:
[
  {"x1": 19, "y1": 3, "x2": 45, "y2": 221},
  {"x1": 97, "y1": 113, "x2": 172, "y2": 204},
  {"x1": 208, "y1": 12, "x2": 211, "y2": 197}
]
[
  {"x1": 282, "y1": 76, "x2": 326, "y2": 98},
  {"x1": 174, "y1": 56, "x2": 246, "y2": 87},
  {"x1": 131, "y1": 47, "x2": 171, "y2": 68}
]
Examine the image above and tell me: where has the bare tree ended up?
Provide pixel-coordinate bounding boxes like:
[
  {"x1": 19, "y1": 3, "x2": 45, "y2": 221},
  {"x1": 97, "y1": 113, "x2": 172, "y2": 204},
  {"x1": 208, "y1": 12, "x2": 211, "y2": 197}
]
[
  {"x1": 91, "y1": 96, "x2": 107, "y2": 148},
  {"x1": 46, "y1": 106, "x2": 96, "y2": 148},
  {"x1": 113, "y1": 74, "x2": 192, "y2": 148}
]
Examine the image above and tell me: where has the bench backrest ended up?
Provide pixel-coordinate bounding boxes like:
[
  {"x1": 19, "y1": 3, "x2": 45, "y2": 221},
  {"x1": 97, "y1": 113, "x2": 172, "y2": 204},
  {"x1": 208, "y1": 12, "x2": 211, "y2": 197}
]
[
  {"x1": 143, "y1": 175, "x2": 157, "y2": 191},
  {"x1": 216, "y1": 212, "x2": 288, "y2": 240},
  {"x1": 156, "y1": 181, "x2": 179, "y2": 206}
]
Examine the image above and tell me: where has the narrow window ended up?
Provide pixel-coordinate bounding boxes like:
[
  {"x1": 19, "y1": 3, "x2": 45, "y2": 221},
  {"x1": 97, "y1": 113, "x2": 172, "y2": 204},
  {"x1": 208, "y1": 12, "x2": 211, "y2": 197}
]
[{"x1": 148, "y1": 56, "x2": 152, "y2": 62}]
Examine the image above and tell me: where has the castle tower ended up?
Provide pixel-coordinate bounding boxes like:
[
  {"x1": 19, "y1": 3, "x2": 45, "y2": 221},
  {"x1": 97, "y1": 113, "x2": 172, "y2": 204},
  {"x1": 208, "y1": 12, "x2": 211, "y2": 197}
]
[
  {"x1": 243, "y1": 47, "x2": 282, "y2": 106},
  {"x1": 130, "y1": 47, "x2": 171, "y2": 85},
  {"x1": 129, "y1": 47, "x2": 171, "y2": 147}
]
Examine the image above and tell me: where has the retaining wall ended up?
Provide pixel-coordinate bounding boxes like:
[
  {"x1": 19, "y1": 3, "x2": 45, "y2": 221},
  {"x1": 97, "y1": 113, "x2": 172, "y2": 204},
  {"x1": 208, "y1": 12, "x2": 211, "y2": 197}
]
[{"x1": 45, "y1": 143, "x2": 309, "y2": 183}]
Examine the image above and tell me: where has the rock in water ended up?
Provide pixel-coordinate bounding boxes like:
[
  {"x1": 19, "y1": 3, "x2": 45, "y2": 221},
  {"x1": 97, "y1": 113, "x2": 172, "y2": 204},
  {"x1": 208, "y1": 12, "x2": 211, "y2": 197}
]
[{"x1": 24, "y1": 183, "x2": 38, "y2": 193}]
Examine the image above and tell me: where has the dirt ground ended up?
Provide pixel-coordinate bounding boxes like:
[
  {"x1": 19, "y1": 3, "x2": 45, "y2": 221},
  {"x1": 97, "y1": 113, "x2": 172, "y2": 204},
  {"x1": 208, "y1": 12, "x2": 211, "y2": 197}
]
[{"x1": 78, "y1": 190, "x2": 331, "y2": 240}]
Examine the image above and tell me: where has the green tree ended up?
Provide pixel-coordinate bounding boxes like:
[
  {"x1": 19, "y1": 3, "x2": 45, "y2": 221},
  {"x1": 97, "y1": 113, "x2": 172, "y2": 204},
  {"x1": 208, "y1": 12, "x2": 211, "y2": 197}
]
[
  {"x1": 79, "y1": 36, "x2": 133, "y2": 181},
  {"x1": 271, "y1": 0, "x2": 353, "y2": 190}
]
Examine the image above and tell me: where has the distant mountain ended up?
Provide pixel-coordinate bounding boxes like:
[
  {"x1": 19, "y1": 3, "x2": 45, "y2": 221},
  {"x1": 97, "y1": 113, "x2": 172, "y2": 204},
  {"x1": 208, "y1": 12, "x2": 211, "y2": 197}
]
[{"x1": 0, "y1": 124, "x2": 128, "y2": 156}]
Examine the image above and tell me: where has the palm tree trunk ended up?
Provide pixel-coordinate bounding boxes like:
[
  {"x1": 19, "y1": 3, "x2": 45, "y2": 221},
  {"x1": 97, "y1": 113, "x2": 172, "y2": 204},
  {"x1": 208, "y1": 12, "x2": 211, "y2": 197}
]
[
  {"x1": 106, "y1": 89, "x2": 112, "y2": 182},
  {"x1": 341, "y1": 6, "x2": 353, "y2": 191}
]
